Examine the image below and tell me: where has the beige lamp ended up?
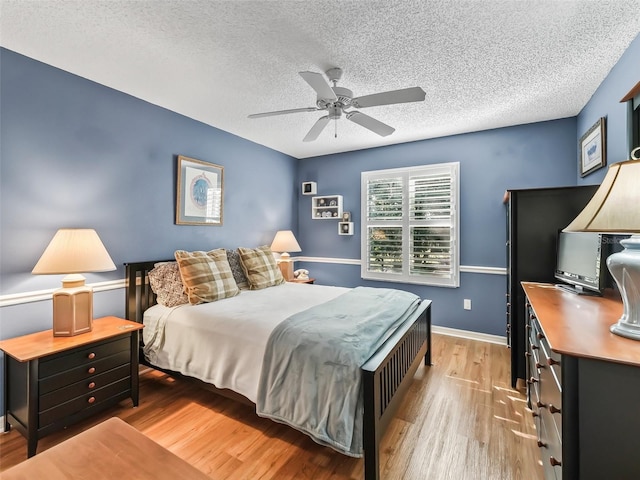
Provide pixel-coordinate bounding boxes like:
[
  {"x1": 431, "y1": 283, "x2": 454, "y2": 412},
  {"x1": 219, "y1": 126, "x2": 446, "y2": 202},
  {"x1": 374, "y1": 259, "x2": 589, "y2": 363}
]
[
  {"x1": 270, "y1": 230, "x2": 302, "y2": 281},
  {"x1": 32, "y1": 229, "x2": 116, "y2": 336},
  {"x1": 564, "y1": 155, "x2": 640, "y2": 340}
]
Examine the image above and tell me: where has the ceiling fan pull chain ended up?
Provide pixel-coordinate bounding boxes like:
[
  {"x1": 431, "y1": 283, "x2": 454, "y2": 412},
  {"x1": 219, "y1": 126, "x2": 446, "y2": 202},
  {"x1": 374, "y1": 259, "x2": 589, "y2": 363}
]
[{"x1": 335, "y1": 119, "x2": 338, "y2": 138}]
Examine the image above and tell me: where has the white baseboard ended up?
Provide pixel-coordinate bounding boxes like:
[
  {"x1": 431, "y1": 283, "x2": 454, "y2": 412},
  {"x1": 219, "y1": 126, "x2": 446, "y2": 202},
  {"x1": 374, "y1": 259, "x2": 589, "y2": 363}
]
[{"x1": 432, "y1": 325, "x2": 507, "y2": 345}]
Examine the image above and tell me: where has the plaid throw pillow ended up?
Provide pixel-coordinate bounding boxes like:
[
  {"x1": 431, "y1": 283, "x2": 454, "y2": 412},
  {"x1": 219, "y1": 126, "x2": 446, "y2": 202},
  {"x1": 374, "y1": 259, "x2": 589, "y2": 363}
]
[
  {"x1": 148, "y1": 261, "x2": 189, "y2": 307},
  {"x1": 174, "y1": 249, "x2": 240, "y2": 305},
  {"x1": 237, "y1": 245, "x2": 285, "y2": 290}
]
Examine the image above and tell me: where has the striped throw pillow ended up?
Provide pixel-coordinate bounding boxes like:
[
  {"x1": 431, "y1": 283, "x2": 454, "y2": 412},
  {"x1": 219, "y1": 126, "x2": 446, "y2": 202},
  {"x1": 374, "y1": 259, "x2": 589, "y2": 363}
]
[
  {"x1": 237, "y1": 245, "x2": 285, "y2": 290},
  {"x1": 174, "y1": 249, "x2": 240, "y2": 304}
]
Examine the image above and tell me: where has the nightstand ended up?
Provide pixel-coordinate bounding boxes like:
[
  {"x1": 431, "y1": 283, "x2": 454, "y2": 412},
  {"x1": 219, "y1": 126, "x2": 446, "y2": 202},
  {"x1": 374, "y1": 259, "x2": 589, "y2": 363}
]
[
  {"x1": 288, "y1": 278, "x2": 315, "y2": 284},
  {"x1": 0, "y1": 316, "x2": 143, "y2": 457}
]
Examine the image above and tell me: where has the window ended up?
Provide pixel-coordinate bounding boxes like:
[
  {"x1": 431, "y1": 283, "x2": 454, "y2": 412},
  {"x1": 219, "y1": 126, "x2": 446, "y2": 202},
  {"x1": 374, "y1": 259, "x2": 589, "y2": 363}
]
[{"x1": 361, "y1": 162, "x2": 459, "y2": 287}]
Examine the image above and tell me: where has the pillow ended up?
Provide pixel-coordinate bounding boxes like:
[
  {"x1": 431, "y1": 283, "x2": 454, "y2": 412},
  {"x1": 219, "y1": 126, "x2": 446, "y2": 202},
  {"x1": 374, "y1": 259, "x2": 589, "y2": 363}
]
[
  {"x1": 174, "y1": 249, "x2": 240, "y2": 305},
  {"x1": 237, "y1": 245, "x2": 285, "y2": 290},
  {"x1": 226, "y1": 249, "x2": 249, "y2": 289},
  {"x1": 148, "y1": 262, "x2": 189, "y2": 307}
]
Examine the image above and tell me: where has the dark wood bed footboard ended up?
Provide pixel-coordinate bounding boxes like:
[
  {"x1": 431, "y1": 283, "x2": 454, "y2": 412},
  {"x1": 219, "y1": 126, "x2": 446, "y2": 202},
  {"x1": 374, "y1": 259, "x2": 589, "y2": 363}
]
[
  {"x1": 124, "y1": 261, "x2": 431, "y2": 480},
  {"x1": 361, "y1": 300, "x2": 431, "y2": 480}
]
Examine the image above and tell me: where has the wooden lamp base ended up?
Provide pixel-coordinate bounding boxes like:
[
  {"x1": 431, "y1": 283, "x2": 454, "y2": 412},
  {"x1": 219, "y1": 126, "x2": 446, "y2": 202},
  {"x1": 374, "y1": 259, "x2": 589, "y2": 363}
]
[{"x1": 277, "y1": 260, "x2": 294, "y2": 281}]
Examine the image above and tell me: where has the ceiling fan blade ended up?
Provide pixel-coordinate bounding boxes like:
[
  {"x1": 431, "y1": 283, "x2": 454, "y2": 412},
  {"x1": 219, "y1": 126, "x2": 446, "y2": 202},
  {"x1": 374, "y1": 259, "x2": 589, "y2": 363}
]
[
  {"x1": 303, "y1": 116, "x2": 330, "y2": 142},
  {"x1": 299, "y1": 71, "x2": 338, "y2": 101},
  {"x1": 346, "y1": 111, "x2": 395, "y2": 137},
  {"x1": 352, "y1": 86, "x2": 426, "y2": 108},
  {"x1": 248, "y1": 107, "x2": 318, "y2": 119}
]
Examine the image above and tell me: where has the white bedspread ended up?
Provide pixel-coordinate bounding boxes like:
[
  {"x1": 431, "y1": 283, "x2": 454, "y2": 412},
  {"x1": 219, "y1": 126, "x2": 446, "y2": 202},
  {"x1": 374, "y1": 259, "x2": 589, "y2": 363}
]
[{"x1": 142, "y1": 282, "x2": 348, "y2": 402}]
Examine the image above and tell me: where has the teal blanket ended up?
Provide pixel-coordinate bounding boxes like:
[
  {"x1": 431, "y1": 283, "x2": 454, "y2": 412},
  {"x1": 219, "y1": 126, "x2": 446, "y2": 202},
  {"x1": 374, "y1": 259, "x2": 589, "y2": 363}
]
[{"x1": 255, "y1": 287, "x2": 421, "y2": 457}]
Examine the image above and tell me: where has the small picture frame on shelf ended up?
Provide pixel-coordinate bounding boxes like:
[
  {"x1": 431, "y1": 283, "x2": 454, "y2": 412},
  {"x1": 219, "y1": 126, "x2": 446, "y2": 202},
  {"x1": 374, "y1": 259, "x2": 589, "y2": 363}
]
[
  {"x1": 342, "y1": 211, "x2": 351, "y2": 222},
  {"x1": 338, "y1": 222, "x2": 354, "y2": 235},
  {"x1": 302, "y1": 181, "x2": 317, "y2": 195}
]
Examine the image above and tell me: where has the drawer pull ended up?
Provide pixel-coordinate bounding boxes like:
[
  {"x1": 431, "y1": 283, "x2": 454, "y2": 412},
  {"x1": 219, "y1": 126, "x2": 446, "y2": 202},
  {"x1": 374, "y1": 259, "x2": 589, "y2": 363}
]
[
  {"x1": 548, "y1": 357, "x2": 560, "y2": 366},
  {"x1": 532, "y1": 411, "x2": 539, "y2": 418},
  {"x1": 88, "y1": 382, "x2": 96, "y2": 389},
  {"x1": 525, "y1": 352, "x2": 531, "y2": 358},
  {"x1": 88, "y1": 367, "x2": 96, "y2": 374},
  {"x1": 537, "y1": 332, "x2": 545, "y2": 340},
  {"x1": 537, "y1": 440, "x2": 547, "y2": 448},
  {"x1": 549, "y1": 404, "x2": 561, "y2": 414},
  {"x1": 535, "y1": 362, "x2": 546, "y2": 369},
  {"x1": 531, "y1": 344, "x2": 539, "y2": 350},
  {"x1": 536, "y1": 401, "x2": 547, "y2": 409},
  {"x1": 549, "y1": 457, "x2": 562, "y2": 467},
  {"x1": 88, "y1": 352, "x2": 96, "y2": 359},
  {"x1": 527, "y1": 376, "x2": 539, "y2": 384},
  {"x1": 87, "y1": 396, "x2": 96, "y2": 404}
]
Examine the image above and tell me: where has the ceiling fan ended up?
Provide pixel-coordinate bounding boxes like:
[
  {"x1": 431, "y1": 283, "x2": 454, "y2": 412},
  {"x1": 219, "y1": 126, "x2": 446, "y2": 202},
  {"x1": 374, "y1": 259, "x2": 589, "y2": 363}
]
[{"x1": 248, "y1": 67, "x2": 426, "y2": 142}]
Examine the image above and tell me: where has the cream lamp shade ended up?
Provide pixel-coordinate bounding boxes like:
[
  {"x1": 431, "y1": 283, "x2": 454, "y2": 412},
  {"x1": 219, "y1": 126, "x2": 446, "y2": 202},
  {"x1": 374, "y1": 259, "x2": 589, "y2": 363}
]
[
  {"x1": 32, "y1": 229, "x2": 116, "y2": 336},
  {"x1": 270, "y1": 230, "x2": 301, "y2": 281},
  {"x1": 564, "y1": 158, "x2": 640, "y2": 340},
  {"x1": 270, "y1": 230, "x2": 302, "y2": 259}
]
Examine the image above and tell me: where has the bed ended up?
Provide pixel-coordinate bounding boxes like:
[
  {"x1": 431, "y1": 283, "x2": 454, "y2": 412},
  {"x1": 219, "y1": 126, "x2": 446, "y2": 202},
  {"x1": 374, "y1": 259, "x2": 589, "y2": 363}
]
[{"x1": 125, "y1": 259, "x2": 431, "y2": 480}]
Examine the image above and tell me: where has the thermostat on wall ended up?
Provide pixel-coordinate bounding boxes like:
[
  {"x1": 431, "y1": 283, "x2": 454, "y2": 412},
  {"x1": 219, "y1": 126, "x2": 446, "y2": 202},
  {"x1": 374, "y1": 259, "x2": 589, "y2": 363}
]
[{"x1": 302, "y1": 181, "x2": 317, "y2": 195}]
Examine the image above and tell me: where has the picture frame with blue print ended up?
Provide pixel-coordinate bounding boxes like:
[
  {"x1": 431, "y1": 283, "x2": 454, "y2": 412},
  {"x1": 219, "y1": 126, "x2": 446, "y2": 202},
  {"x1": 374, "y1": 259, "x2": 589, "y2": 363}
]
[
  {"x1": 579, "y1": 117, "x2": 606, "y2": 177},
  {"x1": 176, "y1": 155, "x2": 224, "y2": 225}
]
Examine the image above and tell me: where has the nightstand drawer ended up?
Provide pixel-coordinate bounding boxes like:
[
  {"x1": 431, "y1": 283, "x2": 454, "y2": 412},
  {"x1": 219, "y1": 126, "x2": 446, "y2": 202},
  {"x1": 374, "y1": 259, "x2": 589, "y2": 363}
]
[
  {"x1": 39, "y1": 377, "x2": 131, "y2": 427},
  {"x1": 39, "y1": 350, "x2": 130, "y2": 394},
  {"x1": 39, "y1": 364, "x2": 131, "y2": 411},
  {"x1": 39, "y1": 336, "x2": 130, "y2": 379}
]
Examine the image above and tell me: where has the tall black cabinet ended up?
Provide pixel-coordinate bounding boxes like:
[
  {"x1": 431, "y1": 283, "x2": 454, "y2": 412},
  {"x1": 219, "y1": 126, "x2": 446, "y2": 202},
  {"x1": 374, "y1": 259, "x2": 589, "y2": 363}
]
[{"x1": 506, "y1": 185, "x2": 598, "y2": 387}]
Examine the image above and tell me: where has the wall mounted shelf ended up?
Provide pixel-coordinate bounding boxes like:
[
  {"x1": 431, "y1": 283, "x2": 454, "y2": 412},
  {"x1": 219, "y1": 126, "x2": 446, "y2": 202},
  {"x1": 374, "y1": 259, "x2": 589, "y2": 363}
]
[{"x1": 312, "y1": 195, "x2": 343, "y2": 219}]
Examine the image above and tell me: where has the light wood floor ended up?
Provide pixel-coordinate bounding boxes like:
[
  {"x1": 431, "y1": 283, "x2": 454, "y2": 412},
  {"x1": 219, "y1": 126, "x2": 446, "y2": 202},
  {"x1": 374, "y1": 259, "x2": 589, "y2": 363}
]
[{"x1": 0, "y1": 334, "x2": 543, "y2": 479}]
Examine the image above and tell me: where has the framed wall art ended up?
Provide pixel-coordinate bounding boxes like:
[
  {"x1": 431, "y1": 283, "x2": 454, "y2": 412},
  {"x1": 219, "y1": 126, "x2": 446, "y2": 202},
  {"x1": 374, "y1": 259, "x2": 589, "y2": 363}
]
[
  {"x1": 176, "y1": 155, "x2": 224, "y2": 225},
  {"x1": 579, "y1": 117, "x2": 606, "y2": 177}
]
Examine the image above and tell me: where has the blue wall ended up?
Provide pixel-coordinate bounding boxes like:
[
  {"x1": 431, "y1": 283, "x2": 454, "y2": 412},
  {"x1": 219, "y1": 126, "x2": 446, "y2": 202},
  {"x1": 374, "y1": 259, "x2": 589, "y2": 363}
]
[
  {"x1": 0, "y1": 48, "x2": 297, "y2": 334},
  {"x1": 577, "y1": 32, "x2": 640, "y2": 184},
  {"x1": 295, "y1": 119, "x2": 581, "y2": 337}
]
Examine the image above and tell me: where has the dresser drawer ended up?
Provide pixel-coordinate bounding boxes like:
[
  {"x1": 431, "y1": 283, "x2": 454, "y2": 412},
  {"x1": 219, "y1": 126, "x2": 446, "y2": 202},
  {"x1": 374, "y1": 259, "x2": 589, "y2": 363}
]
[
  {"x1": 540, "y1": 407, "x2": 562, "y2": 480},
  {"x1": 39, "y1": 350, "x2": 130, "y2": 395},
  {"x1": 39, "y1": 363, "x2": 131, "y2": 412},
  {"x1": 39, "y1": 336, "x2": 130, "y2": 379},
  {"x1": 39, "y1": 377, "x2": 131, "y2": 427}
]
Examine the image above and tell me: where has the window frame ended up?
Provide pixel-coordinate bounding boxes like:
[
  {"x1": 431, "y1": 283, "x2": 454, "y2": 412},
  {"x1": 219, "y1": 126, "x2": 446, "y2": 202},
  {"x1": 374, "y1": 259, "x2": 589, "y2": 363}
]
[{"x1": 360, "y1": 162, "x2": 460, "y2": 287}]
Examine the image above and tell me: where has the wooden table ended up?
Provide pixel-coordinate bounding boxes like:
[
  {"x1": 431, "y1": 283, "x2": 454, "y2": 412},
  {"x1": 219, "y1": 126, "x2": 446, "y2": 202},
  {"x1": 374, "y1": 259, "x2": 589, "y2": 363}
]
[{"x1": 1, "y1": 417, "x2": 211, "y2": 479}]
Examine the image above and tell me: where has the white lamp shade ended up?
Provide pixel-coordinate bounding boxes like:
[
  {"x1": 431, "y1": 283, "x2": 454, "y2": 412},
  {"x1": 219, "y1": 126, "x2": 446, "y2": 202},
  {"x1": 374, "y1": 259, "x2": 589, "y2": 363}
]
[
  {"x1": 32, "y1": 229, "x2": 116, "y2": 275},
  {"x1": 564, "y1": 159, "x2": 640, "y2": 233},
  {"x1": 270, "y1": 230, "x2": 302, "y2": 254}
]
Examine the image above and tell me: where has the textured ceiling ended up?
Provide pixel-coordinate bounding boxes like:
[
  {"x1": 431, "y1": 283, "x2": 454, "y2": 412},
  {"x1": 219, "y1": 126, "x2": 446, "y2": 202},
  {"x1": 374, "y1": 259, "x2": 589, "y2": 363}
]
[{"x1": 1, "y1": 1, "x2": 639, "y2": 159}]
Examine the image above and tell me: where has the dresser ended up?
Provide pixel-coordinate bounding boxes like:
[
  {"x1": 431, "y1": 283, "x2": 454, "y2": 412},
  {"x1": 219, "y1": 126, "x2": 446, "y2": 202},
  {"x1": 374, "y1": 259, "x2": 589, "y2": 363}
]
[
  {"x1": 523, "y1": 282, "x2": 640, "y2": 480},
  {"x1": 0, "y1": 316, "x2": 143, "y2": 457}
]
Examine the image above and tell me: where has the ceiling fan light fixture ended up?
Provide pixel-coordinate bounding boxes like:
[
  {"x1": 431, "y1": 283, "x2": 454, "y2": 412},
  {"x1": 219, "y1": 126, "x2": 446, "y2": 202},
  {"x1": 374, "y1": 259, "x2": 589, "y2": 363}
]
[{"x1": 248, "y1": 67, "x2": 425, "y2": 142}]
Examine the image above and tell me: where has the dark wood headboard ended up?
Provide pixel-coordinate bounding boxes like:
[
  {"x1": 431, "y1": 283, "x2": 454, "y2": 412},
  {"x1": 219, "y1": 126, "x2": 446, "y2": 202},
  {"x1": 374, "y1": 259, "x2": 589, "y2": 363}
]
[{"x1": 124, "y1": 260, "x2": 172, "y2": 324}]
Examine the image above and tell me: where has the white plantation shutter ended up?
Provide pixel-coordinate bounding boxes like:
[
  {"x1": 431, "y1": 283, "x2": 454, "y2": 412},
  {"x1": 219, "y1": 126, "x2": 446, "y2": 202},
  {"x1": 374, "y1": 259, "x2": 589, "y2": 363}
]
[{"x1": 361, "y1": 162, "x2": 459, "y2": 287}]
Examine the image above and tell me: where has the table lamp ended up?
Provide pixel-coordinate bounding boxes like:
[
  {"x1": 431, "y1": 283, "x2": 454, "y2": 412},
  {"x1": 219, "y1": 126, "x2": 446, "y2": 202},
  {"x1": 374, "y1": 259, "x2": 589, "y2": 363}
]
[
  {"x1": 32, "y1": 229, "x2": 116, "y2": 336},
  {"x1": 270, "y1": 230, "x2": 301, "y2": 281},
  {"x1": 564, "y1": 155, "x2": 640, "y2": 340}
]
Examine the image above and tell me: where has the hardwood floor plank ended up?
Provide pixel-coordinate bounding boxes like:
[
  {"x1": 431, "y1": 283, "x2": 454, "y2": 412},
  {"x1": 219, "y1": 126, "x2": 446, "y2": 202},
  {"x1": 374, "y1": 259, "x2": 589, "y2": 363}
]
[{"x1": 0, "y1": 334, "x2": 543, "y2": 480}]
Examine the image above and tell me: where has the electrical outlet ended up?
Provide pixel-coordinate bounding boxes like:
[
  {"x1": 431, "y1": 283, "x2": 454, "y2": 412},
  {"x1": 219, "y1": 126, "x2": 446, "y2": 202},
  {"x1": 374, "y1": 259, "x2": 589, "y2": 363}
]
[{"x1": 464, "y1": 299, "x2": 472, "y2": 310}]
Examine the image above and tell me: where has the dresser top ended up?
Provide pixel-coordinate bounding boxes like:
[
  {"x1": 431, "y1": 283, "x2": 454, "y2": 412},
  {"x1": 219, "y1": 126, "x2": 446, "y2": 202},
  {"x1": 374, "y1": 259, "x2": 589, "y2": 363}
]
[
  {"x1": 0, "y1": 316, "x2": 143, "y2": 362},
  {"x1": 522, "y1": 282, "x2": 640, "y2": 366}
]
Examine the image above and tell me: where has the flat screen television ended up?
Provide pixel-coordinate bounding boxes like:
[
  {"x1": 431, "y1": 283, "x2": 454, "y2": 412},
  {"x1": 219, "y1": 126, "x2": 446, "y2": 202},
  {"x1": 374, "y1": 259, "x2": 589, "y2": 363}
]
[{"x1": 554, "y1": 231, "x2": 606, "y2": 295}]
